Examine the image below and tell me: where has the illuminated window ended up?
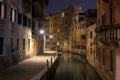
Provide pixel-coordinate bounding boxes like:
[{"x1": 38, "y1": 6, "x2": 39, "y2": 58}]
[
  {"x1": 62, "y1": 12, "x2": 64, "y2": 17},
  {"x1": 0, "y1": 2, "x2": 6, "y2": 19},
  {"x1": 28, "y1": 39, "x2": 30, "y2": 51},
  {"x1": 11, "y1": 7, "x2": 16, "y2": 22}
]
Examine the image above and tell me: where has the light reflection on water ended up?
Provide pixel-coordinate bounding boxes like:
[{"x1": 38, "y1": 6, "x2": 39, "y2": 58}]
[{"x1": 53, "y1": 52, "x2": 102, "y2": 80}]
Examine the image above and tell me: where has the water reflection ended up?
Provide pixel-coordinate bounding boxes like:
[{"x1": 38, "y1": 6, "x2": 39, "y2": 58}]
[{"x1": 53, "y1": 52, "x2": 102, "y2": 80}]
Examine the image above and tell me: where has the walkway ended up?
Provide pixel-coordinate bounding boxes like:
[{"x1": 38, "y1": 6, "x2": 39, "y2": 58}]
[{"x1": 0, "y1": 51, "x2": 57, "y2": 80}]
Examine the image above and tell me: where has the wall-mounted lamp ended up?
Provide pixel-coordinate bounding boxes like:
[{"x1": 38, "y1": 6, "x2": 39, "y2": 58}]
[
  {"x1": 50, "y1": 35, "x2": 53, "y2": 39},
  {"x1": 40, "y1": 30, "x2": 44, "y2": 34}
]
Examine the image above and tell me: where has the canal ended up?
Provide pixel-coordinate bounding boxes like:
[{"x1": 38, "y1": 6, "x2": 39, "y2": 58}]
[
  {"x1": 53, "y1": 52, "x2": 102, "y2": 80},
  {"x1": 41, "y1": 52, "x2": 102, "y2": 80}
]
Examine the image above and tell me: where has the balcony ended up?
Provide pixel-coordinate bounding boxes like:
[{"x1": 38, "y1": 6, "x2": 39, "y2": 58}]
[{"x1": 95, "y1": 24, "x2": 120, "y2": 46}]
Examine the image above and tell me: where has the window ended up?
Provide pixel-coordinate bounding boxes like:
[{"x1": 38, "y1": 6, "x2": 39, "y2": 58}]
[
  {"x1": 81, "y1": 35, "x2": 86, "y2": 39},
  {"x1": 0, "y1": 2, "x2": 1, "y2": 18},
  {"x1": 90, "y1": 31, "x2": 93, "y2": 38},
  {"x1": 96, "y1": 48, "x2": 100, "y2": 61},
  {"x1": 23, "y1": 16, "x2": 27, "y2": 26},
  {"x1": 18, "y1": 13, "x2": 22, "y2": 24},
  {"x1": 11, "y1": 7, "x2": 16, "y2": 22},
  {"x1": 11, "y1": 38, "x2": 14, "y2": 52},
  {"x1": 0, "y1": 2, "x2": 6, "y2": 19},
  {"x1": 102, "y1": 14, "x2": 106, "y2": 25},
  {"x1": 17, "y1": 38, "x2": 19, "y2": 51},
  {"x1": 65, "y1": 20, "x2": 67, "y2": 24},
  {"x1": 103, "y1": 49, "x2": 105, "y2": 65},
  {"x1": 90, "y1": 48, "x2": 92, "y2": 55},
  {"x1": 28, "y1": 18, "x2": 31, "y2": 28},
  {"x1": 83, "y1": 45, "x2": 86, "y2": 49},
  {"x1": 23, "y1": 39, "x2": 25, "y2": 50},
  {"x1": 32, "y1": 22, "x2": 35, "y2": 30},
  {"x1": 4, "y1": 3, "x2": 6, "y2": 18},
  {"x1": 78, "y1": 45, "x2": 80, "y2": 49},
  {"x1": 0, "y1": 37, "x2": 3, "y2": 55},
  {"x1": 10, "y1": 8, "x2": 12, "y2": 21},
  {"x1": 110, "y1": 2, "x2": 112, "y2": 24},
  {"x1": 110, "y1": 50, "x2": 113, "y2": 72},
  {"x1": 28, "y1": 39, "x2": 30, "y2": 51}
]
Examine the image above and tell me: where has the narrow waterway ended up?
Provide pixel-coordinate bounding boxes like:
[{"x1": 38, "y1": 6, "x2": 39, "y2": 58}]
[{"x1": 53, "y1": 52, "x2": 102, "y2": 80}]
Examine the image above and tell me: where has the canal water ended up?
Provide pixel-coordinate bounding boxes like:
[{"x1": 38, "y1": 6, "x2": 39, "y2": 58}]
[{"x1": 53, "y1": 52, "x2": 102, "y2": 80}]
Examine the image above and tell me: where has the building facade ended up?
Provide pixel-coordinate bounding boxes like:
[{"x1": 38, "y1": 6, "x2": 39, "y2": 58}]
[
  {"x1": 85, "y1": 9, "x2": 97, "y2": 67},
  {"x1": 46, "y1": 5, "x2": 82, "y2": 52},
  {"x1": 69, "y1": 13, "x2": 86, "y2": 54},
  {"x1": 0, "y1": 0, "x2": 48, "y2": 70},
  {"x1": 95, "y1": 0, "x2": 120, "y2": 80},
  {"x1": 86, "y1": 24, "x2": 96, "y2": 66},
  {"x1": 31, "y1": 0, "x2": 48, "y2": 54},
  {"x1": 46, "y1": 10, "x2": 68, "y2": 51},
  {"x1": 0, "y1": 0, "x2": 32, "y2": 70}
]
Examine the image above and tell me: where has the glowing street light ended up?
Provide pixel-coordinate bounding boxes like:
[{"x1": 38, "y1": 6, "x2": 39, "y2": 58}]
[
  {"x1": 40, "y1": 30, "x2": 44, "y2": 34},
  {"x1": 49, "y1": 35, "x2": 53, "y2": 39}
]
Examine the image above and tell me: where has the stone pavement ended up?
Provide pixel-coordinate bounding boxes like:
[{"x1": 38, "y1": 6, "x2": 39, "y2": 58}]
[{"x1": 0, "y1": 51, "x2": 57, "y2": 80}]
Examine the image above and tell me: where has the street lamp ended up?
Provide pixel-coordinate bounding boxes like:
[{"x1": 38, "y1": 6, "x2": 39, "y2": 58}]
[
  {"x1": 39, "y1": 29, "x2": 45, "y2": 53},
  {"x1": 49, "y1": 34, "x2": 53, "y2": 50},
  {"x1": 49, "y1": 35, "x2": 53, "y2": 39},
  {"x1": 39, "y1": 30, "x2": 53, "y2": 51},
  {"x1": 40, "y1": 29, "x2": 44, "y2": 34}
]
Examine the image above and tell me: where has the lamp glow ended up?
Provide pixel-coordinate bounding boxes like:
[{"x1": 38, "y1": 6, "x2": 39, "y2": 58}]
[
  {"x1": 50, "y1": 35, "x2": 53, "y2": 38},
  {"x1": 40, "y1": 30, "x2": 44, "y2": 34}
]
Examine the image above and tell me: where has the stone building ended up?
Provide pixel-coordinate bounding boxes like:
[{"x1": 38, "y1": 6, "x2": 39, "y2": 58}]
[
  {"x1": 86, "y1": 9, "x2": 97, "y2": 66},
  {"x1": 69, "y1": 13, "x2": 86, "y2": 54},
  {"x1": 95, "y1": 0, "x2": 120, "y2": 80},
  {"x1": 67, "y1": 5, "x2": 83, "y2": 52},
  {"x1": 0, "y1": 0, "x2": 32, "y2": 70},
  {"x1": 31, "y1": 0, "x2": 48, "y2": 54},
  {"x1": 46, "y1": 5, "x2": 82, "y2": 51},
  {"x1": 46, "y1": 10, "x2": 68, "y2": 51},
  {"x1": 0, "y1": 0, "x2": 48, "y2": 70},
  {"x1": 86, "y1": 24, "x2": 96, "y2": 67}
]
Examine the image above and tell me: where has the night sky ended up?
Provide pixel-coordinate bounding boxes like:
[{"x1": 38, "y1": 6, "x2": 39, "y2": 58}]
[{"x1": 46, "y1": 0, "x2": 97, "y2": 13}]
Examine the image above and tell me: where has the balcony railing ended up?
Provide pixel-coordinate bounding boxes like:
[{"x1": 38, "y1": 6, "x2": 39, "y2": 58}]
[{"x1": 95, "y1": 24, "x2": 120, "y2": 44}]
